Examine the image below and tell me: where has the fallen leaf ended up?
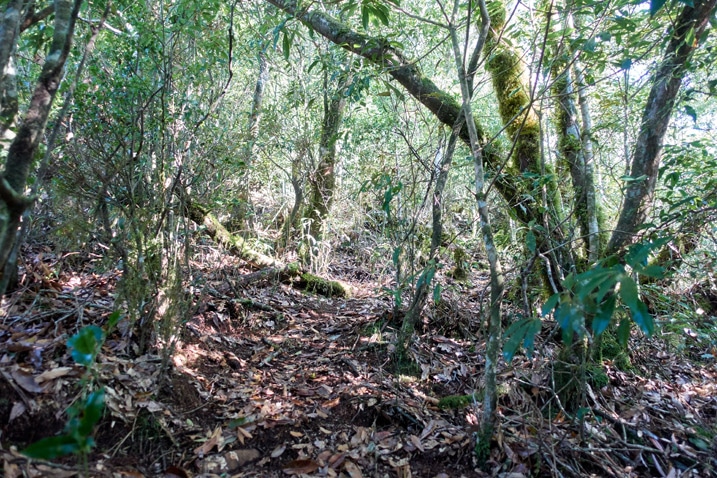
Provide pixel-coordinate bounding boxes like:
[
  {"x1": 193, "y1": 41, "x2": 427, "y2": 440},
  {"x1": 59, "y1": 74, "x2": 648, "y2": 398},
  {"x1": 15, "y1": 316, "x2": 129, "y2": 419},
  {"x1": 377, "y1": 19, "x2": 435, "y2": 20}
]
[
  {"x1": 137, "y1": 400, "x2": 164, "y2": 413},
  {"x1": 408, "y1": 435, "x2": 424, "y2": 452},
  {"x1": 236, "y1": 426, "x2": 252, "y2": 445},
  {"x1": 283, "y1": 458, "x2": 320, "y2": 475},
  {"x1": 328, "y1": 452, "x2": 346, "y2": 469},
  {"x1": 9, "y1": 402, "x2": 26, "y2": 422},
  {"x1": 11, "y1": 369, "x2": 44, "y2": 393},
  {"x1": 35, "y1": 366, "x2": 73, "y2": 383},
  {"x1": 271, "y1": 444, "x2": 286, "y2": 458},
  {"x1": 289, "y1": 430, "x2": 303, "y2": 438},
  {"x1": 194, "y1": 427, "x2": 223, "y2": 456},
  {"x1": 343, "y1": 460, "x2": 363, "y2": 478}
]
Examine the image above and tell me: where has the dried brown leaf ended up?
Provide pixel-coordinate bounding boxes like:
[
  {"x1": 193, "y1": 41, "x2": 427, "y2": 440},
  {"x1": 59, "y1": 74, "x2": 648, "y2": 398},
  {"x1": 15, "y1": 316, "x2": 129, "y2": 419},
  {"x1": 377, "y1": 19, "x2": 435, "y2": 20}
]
[
  {"x1": 282, "y1": 458, "x2": 320, "y2": 475},
  {"x1": 343, "y1": 460, "x2": 363, "y2": 478},
  {"x1": 11, "y1": 369, "x2": 44, "y2": 393},
  {"x1": 35, "y1": 366, "x2": 73, "y2": 383},
  {"x1": 194, "y1": 427, "x2": 223, "y2": 456}
]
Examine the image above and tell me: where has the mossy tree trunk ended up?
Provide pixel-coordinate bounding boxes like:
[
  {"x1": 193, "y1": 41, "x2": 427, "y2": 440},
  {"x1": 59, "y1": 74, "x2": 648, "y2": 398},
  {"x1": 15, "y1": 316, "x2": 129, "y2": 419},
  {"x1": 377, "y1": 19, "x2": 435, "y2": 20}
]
[
  {"x1": 302, "y1": 66, "x2": 351, "y2": 266},
  {"x1": 484, "y1": 0, "x2": 571, "y2": 291},
  {"x1": 552, "y1": 55, "x2": 593, "y2": 260},
  {"x1": 181, "y1": 194, "x2": 349, "y2": 297}
]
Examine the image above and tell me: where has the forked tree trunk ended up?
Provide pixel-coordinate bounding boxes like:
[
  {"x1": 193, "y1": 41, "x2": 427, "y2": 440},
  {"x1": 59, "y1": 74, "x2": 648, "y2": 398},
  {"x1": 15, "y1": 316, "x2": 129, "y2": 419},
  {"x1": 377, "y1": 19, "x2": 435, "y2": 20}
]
[{"x1": 302, "y1": 68, "x2": 350, "y2": 266}]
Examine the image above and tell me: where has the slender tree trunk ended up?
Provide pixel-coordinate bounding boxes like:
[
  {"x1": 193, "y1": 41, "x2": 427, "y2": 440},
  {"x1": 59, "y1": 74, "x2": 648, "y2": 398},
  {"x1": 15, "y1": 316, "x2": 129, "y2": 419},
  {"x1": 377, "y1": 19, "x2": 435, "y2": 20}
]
[
  {"x1": 574, "y1": 64, "x2": 599, "y2": 264},
  {"x1": 396, "y1": 129, "x2": 458, "y2": 369},
  {"x1": 0, "y1": 0, "x2": 84, "y2": 297},
  {"x1": 608, "y1": 0, "x2": 717, "y2": 253},
  {"x1": 236, "y1": 49, "x2": 269, "y2": 229},
  {"x1": 553, "y1": 60, "x2": 590, "y2": 255},
  {"x1": 449, "y1": 0, "x2": 504, "y2": 455}
]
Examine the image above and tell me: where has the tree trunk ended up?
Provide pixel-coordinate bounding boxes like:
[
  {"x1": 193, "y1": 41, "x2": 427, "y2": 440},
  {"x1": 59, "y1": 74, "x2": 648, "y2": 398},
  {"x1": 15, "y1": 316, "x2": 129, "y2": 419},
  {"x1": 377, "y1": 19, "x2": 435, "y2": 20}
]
[
  {"x1": 182, "y1": 195, "x2": 350, "y2": 297},
  {"x1": 553, "y1": 58, "x2": 591, "y2": 257},
  {"x1": 607, "y1": 0, "x2": 717, "y2": 253},
  {"x1": 0, "y1": 0, "x2": 83, "y2": 297},
  {"x1": 0, "y1": 0, "x2": 25, "y2": 142},
  {"x1": 451, "y1": 0, "x2": 504, "y2": 456},
  {"x1": 235, "y1": 49, "x2": 269, "y2": 229},
  {"x1": 302, "y1": 68, "x2": 350, "y2": 266}
]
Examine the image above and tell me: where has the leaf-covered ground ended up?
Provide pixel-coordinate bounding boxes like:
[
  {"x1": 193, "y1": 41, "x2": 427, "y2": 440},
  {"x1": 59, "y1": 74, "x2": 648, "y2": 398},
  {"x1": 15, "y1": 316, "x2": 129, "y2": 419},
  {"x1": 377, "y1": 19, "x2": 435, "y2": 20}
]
[{"x1": 1, "y1": 243, "x2": 716, "y2": 477}]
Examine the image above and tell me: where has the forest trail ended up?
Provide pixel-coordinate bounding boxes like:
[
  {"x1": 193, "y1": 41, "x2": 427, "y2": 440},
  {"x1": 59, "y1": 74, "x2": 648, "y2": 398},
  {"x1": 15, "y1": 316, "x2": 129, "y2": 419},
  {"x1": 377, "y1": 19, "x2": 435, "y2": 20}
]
[{"x1": 1, "y1": 245, "x2": 716, "y2": 477}]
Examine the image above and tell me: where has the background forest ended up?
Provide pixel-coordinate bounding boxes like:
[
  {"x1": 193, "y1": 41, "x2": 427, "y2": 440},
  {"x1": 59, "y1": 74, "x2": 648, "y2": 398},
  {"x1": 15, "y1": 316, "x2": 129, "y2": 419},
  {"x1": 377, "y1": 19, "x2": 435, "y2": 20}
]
[{"x1": 1, "y1": 0, "x2": 717, "y2": 476}]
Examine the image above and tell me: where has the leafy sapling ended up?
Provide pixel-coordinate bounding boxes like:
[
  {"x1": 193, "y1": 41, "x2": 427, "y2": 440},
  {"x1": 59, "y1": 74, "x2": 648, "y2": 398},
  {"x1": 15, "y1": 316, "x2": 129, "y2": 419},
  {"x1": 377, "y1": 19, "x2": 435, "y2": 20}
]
[{"x1": 23, "y1": 311, "x2": 121, "y2": 462}]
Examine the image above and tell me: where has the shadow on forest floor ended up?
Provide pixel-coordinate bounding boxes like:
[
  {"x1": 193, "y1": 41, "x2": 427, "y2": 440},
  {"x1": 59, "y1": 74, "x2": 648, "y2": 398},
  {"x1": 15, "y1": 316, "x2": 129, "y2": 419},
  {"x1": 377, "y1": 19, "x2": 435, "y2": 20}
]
[{"x1": 1, "y1": 242, "x2": 716, "y2": 477}]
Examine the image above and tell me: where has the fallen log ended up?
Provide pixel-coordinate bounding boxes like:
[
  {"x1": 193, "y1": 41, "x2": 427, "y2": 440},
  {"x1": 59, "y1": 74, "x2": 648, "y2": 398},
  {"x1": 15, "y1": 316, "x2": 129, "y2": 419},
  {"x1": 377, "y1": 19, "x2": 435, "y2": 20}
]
[{"x1": 182, "y1": 199, "x2": 350, "y2": 298}]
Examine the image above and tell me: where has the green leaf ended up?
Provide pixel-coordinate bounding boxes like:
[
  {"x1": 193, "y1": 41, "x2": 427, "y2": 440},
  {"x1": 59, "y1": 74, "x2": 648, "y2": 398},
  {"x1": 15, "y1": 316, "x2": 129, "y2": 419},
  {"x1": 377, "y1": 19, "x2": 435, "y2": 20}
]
[
  {"x1": 23, "y1": 435, "x2": 80, "y2": 460},
  {"x1": 621, "y1": 58, "x2": 632, "y2": 70},
  {"x1": 618, "y1": 276, "x2": 639, "y2": 311},
  {"x1": 541, "y1": 293, "x2": 560, "y2": 316},
  {"x1": 555, "y1": 299, "x2": 583, "y2": 344},
  {"x1": 282, "y1": 32, "x2": 292, "y2": 61},
  {"x1": 617, "y1": 317, "x2": 631, "y2": 346},
  {"x1": 361, "y1": 5, "x2": 369, "y2": 30},
  {"x1": 415, "y1": 264, "x2": 436, "y2": 290},
  {"x1": 106, "y1": 311, "x2": 122, "y2": 331},
  {"x1": 526, "y1": 230, "x2": 536, "y2": 254},
  {"x1": 67, "y1": 326, "x2": 103, "y2": 366},
  {"x1": 637, "y1": 264, "x2": 664, "y2": 279},
  {"x1": 502, "y1": 317, "x2": 541, "y2": 361},
  {"x1": 650, "y1": 0, "x2": 667, "y2": 16},
  {"x1": 583, "y1": 37, "x2": 597, "y2": 52},
  {"x1": 631, "y1": 300, "x2": 655, "y2": 336},
  {"x1": 433, "y1": 283, "x2": 442, "y2": 304},
  {"x1": 522, "y1": 318, "x2": 542, "y2": 358},
  {"x1": 373, "y1": 5, "x2": 390, "y2": 25},
  {"x1": 392, "y1": 246, "x2": 401, "y2": 266},
  {"x1": 684, "y1": 104, "x2": 697, "y2": 122},
  {"x1": 576, "y1": 268, "x2": 616, "y2": 302},
  {"x1": 77, "y1": 389, "x2": 105, "y2": 436},
  {"x1": 592, "y1": 295, "x2": 616, "y2": 337}
]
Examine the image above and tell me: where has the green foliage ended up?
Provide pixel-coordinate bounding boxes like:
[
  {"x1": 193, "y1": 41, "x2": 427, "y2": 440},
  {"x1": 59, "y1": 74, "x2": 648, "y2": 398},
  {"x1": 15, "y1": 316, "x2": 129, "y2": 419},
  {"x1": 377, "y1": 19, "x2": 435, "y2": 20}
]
[
  {"x1": 340, "y1": 0, "x2": 398, "y2": 30},
  {"x1": 503, "y1": 316, "x2": 542, "y2": 361},
  {"x1": 23, "y1": 390, "x2": 106, "y2": 460},
  {"x1": 545, "y1": 238, "x2": 669, "y2": 347},
  {"x1": 66, "y1": 325, "x2": 103, "y2": 367}
]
